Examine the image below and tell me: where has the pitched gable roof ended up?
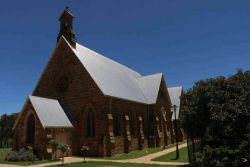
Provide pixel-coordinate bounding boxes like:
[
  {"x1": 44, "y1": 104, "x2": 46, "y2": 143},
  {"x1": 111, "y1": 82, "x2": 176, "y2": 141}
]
[
  {"x1": 136, "y1": 73, "x2": 163, "y2": 104},
  {"x1": 29, "y1": 96, "x2": 73, "y2": 128},
  {"x1": 61, "y1": 37, "x2": 165, "y2": 104},
  {"x1": 13, "y1": 96, "x2": 73, "y2": 129},
  {"x1": 168, "y1": 86, "x2": 183, "y2": 120}
]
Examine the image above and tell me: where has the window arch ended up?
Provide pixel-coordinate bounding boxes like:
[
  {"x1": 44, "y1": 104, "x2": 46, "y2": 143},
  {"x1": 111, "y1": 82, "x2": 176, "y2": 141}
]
[
  {"x1": 26, "y1": 114, "x2": 35, "y2": 144},
  {"x1": 129, "y1": 111, "x2": 135, "y2": 135},
  {"x1": 148, "y1": 111, "x2": 155, "y2": 136},
  {"x1": 113, "y1": 112, "x2": 121, "y2": 136},
  {"x1": 86, "y1": 109, "x2": 95, "y2": 137}
]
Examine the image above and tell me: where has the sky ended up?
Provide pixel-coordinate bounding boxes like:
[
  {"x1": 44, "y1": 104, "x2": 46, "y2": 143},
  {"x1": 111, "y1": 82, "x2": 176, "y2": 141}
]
[{"x1": 0, "y1": 0, "x2": 249, "y2": 115}]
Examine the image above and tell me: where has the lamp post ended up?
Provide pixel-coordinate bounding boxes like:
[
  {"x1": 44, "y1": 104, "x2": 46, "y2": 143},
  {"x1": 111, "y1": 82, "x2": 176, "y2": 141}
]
[{"x1": 172, "y1": 104, "x2": 179, "y2": 160}]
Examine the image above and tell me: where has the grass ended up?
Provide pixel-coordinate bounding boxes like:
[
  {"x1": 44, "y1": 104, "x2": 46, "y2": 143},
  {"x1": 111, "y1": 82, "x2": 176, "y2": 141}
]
[
  {"x1": 103, "y1": 141, "x2": 187, "y2": 160},
  {"x1": 49, "y1": 161, "x2": 179, "y2": 167},
  {"x1": 152, "y1": 147, "x2": 189, "y2": 163},
  {"x1": 103, "y1": 146, "x2": 165, "y2": 160},
  {"x1": 0, "y1": 141, "x2": 188, "y2": 166},
  {"x1": 0, "y1": 148, "x2": 58, "y2": 166},
  {"x1": 0, "y1": 148, "x2": 11, "y2": 162}
]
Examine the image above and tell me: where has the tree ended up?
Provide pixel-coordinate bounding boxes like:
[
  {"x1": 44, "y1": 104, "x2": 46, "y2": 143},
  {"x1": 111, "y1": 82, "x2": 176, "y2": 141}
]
[
  {"x1": 0, "y1": 113, "x2": 18, "y2": 139},
  {"x1": 181, "y1": 70, "x2": 250, "y2": 166}
]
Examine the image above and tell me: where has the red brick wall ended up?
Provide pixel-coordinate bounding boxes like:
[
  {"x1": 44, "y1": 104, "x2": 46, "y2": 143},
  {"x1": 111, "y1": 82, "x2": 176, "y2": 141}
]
[
  {"x1": 13, "y1": 101, "x2": 46, "y2": 158},
  {"x1": 108, "y1": 95, "x2": 173, "y2": 154},
  {"x1": 154, "y1": 78, "x2": 175, "y2": 145}
]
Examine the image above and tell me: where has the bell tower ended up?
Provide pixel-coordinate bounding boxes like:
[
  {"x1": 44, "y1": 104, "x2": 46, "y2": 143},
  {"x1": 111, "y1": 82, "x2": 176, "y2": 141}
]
[{"x1": 57, "y1": 7, "x2": 76, "y2": 48}]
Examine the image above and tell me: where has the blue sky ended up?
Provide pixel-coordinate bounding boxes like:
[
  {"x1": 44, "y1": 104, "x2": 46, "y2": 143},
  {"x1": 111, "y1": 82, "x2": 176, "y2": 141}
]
[{"x1": 0, "y1": 0, "x2": 249, "y2": 115}]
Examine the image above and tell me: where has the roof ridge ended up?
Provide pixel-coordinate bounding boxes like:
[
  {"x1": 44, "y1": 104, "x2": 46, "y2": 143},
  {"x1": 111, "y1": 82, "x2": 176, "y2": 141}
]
[
  {"x1": 137, "y1": 73, "x2": 163, "y2": 79},
  {"x1": 168, "y1": 86, "x2": 182, "y2": 90}
]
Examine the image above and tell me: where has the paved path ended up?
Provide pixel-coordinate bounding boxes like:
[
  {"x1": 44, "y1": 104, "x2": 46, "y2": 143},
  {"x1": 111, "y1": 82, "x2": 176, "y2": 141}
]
[{"x1": 0, "y1": 143, "x2": 188, "y2": 167}]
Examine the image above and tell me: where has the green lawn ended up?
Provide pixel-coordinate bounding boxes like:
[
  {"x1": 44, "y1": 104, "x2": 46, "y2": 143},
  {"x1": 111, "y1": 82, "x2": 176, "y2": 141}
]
[
  {"x1": 0, "y1": 142, "x2": 188, "y2": 166},
  {"x1": 0, "y1": 148, "x2": 11, "y2": 163},
  {"x1": 0, "y1": 148, "x2": 58, "y2": 166},
  {"x1": 103, "y1": 141, "x2": 187, "y2": 160},
  {"x1": 103, "y1": 146, "x2": 165, "y2": 160},
  {"x1": 49, "y1": 161, "x2": 179, "y2": 167},
  {"x1": 152, "y1": 147, "x2": 189, "y2": 163}
]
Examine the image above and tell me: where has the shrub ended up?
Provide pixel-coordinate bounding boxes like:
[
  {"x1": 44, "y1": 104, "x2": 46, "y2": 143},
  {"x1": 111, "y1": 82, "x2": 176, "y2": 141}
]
[
  {"x1": 49, "y1": 139, "x2": 60, "y2": 160},
  {"x1": 58, "y1": 143, "x2": 70, "y2": 166},
  {"x1": 5, "y1": 148, "x2": 38, "y2": 161}
]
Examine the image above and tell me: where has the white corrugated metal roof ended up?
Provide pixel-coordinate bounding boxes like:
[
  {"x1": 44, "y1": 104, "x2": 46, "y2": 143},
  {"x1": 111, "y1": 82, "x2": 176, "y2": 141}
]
[
  {"x1": 68, "y1": 39, "x2": 164, "y2": 104},
  {"x1": 168, "y1": 86, "x2": 182, "y2": 120},
  {"x1": 29, "y1": 96, "x2": 73, "y2": 128},
  {"x1": 136, "y1": 73, "x2": 163, "y2": 104}
]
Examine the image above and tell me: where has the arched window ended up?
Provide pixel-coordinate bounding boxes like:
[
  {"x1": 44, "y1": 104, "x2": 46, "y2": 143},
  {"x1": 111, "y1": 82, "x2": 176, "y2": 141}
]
[
  {"x1": 86, "y1": 109, "x2": 95, "y2": 137},
  {"x1": 129, "y1": 111, "x2": 135, "y2": 135},
  {"x1": 113, "y1": 112, "x2": 121, "y2": 136},
  {"x1": 26, "y1": 114, "x2": 35, "y2": 144},
  {"x1": 148, "y1": 111, "x2": 154, "y2": 136}
]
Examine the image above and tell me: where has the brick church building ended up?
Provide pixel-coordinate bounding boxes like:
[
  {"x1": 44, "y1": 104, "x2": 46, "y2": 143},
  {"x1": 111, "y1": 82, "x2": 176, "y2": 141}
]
[{"x1": 13, "y1": 8, "x2": 175, "y2": 158}]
